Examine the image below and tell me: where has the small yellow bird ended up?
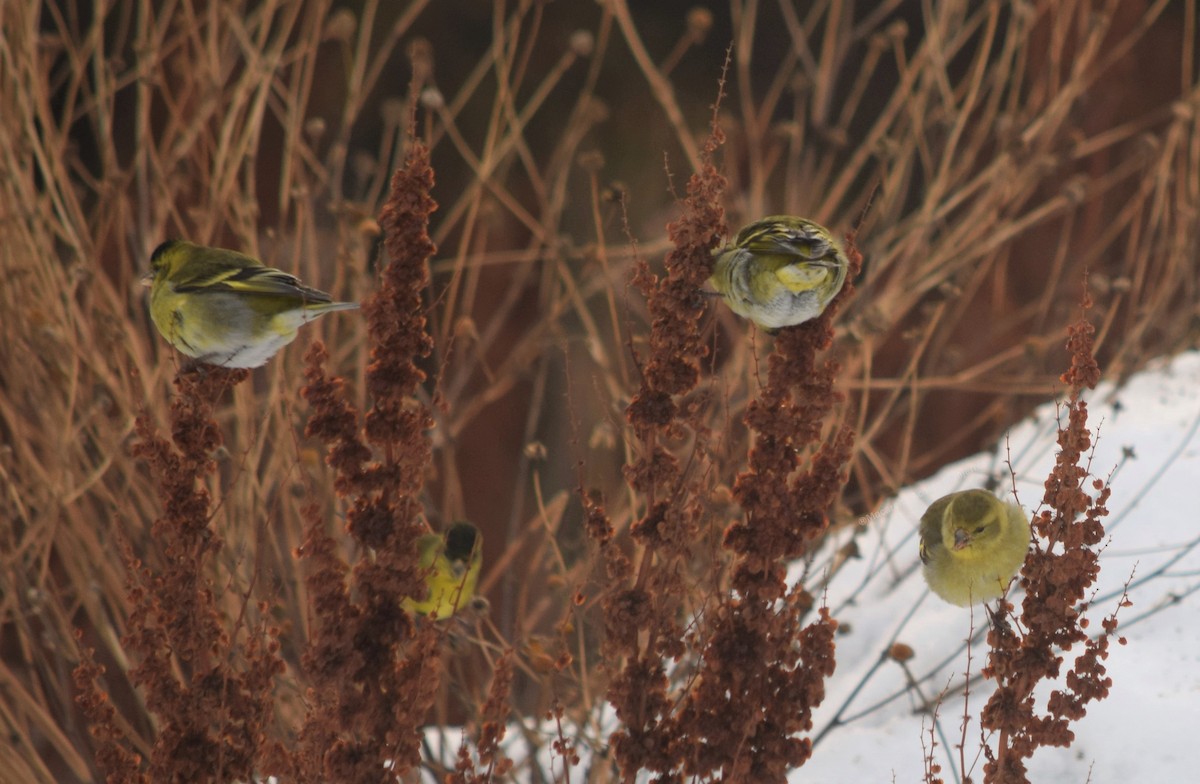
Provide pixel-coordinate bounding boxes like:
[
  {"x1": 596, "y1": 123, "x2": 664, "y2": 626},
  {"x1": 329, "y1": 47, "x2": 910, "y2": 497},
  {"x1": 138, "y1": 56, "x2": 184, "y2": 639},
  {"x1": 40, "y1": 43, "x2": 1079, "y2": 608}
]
[
  {"x1": 918, "y1": 489, "x2": 1030, "y2": 607},
  {"x1": 404, "y1": 521, "x2": 483, "y2": 619},
  {"x1": 709, "y1": 216, "x2": 849, "y2": 330},
  {"x1": 143, "y1": 239, "x2": 358, "y2": 368}
]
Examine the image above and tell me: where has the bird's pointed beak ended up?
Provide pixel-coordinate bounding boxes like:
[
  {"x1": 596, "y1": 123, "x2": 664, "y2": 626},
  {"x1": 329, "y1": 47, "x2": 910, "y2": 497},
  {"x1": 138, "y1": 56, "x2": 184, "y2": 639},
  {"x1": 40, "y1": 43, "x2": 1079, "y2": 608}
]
[
  {"x1": 953, "y1": 528, "x2": 970, "y2": 550},
  {"x1": 140, "y1": 271, "x2": 154, "y2": 288}
]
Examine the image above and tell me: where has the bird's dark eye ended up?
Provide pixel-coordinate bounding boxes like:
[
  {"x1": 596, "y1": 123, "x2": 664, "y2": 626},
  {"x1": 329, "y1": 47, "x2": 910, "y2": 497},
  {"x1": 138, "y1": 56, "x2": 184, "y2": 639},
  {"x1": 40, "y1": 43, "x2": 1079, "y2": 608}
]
[{"x1": 974, "y1": 525, "x2": 987, "y2": 534}]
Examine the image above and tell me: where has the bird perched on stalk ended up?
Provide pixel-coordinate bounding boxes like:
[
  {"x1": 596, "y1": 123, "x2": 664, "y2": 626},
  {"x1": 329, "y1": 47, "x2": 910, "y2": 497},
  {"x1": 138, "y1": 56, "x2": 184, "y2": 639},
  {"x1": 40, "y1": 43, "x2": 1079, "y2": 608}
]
[
  {"x1": 143, "y1": 239, "x2": 358, "y2": 368},
  {"x1": 709, "y1": 215, "x2": 849, "y2": 330},
  {"x1": 918, "y1": 489, "x2": 1031, "y2": 607},
  {"x1": 404, "y1": 521, "x2": 483, "y2": 619}
]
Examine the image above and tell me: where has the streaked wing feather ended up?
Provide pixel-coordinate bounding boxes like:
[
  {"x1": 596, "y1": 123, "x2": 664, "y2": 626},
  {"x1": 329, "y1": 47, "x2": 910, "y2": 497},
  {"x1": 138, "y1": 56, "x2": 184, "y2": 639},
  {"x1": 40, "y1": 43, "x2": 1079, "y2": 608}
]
[
  {"x1": 178, "y1": 264, "x2": 332, "y2": 302},
  {"x1": 740, "y1": 226, "x2": 828, "y2": 258}
]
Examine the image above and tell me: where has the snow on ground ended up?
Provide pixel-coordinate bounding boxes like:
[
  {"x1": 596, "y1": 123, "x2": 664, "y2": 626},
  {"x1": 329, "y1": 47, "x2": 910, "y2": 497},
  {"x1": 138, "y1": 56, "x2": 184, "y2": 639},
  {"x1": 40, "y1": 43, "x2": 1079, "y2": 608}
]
[{"x1": 798, "y1": 350, "x2": 1200, "y2": 783}]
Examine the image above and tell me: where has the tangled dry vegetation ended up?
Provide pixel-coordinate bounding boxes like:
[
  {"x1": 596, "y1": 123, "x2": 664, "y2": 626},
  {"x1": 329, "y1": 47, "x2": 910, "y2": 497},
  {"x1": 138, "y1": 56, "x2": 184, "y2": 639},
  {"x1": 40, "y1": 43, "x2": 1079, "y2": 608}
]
[{"x1": 1, "y1": 1, "x2": 1196, "y2": 782}]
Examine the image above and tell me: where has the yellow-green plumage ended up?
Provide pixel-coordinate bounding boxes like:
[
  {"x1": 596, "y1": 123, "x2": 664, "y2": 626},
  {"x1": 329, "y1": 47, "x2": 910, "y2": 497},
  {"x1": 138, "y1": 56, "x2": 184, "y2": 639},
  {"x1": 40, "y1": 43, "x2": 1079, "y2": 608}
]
[
  {"x1": 709, "y1": 216, "x2": 849, "y2": 330},
  {"x1": 404, "y1": 521, "x2": 483, "y2": 619},
  {"x1": 919, "y1": 490, "x2": 1030, "y2": 607},
  {"x1": 144, "y1": 239, "x2": 358, "y2": 368}
]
